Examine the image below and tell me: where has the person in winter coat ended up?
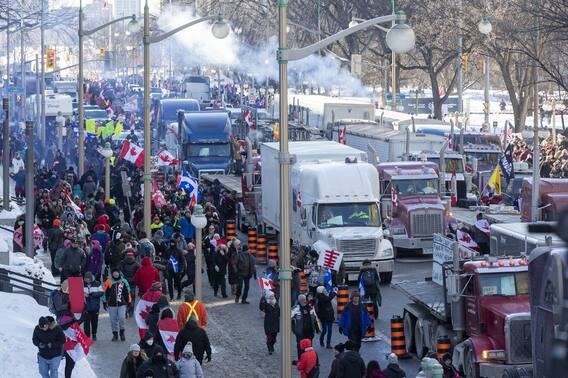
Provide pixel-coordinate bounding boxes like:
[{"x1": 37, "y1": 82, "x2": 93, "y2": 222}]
[
  {"x1": 440, "y1": 353, "x2": 460, "y2": 378},
  {"x1": 135, "y1": 257, "x2": 162, "y2": 296},
  {"x1": 83, "y1": 272, "x2": 104, "y2": 340},
  {"x1": 328, "y1": 343, "x2": 346, "y2": 378},
  {"x1": 92, "y1": 224, "x2": 111, "y2": 253},
  {"x1": 87, "y1": 239, "x2": 104, "y2": 281},
  {"x1": 60, "y1": 238, "x2": 86, "y2": 281},
  {"x1": 315, "y1": 285, "x2": 336, "y2": 349},
  {"x1": 136, "y1": 345, "x2": 179, "y2": 378},
  {"x1": 383, "y1": 353, "x2": 406, "y2": 378},
  {"x1": 357, "y1": 260, "x2": 382, "y2": 320},
  {"x1": 120, "y1": 249, "x2": 141, "y2": 316},
  {"x1": 120, "y1": 344, "x2": 148, "y2": 378},
  {"x1": 296, "y1": 338, "x2": 318, "y2": 378},
  {"x1": 175, "y1": 342, "x2": 203, "y2": 378},
  {"x1": 47, "y1": 219, "x2": 65, "y2": 276},
  {"x1": 155, "y1": 307, "x2": 179, "y2": 353},
  {"x1": 213, "y1": 244, "x2": 229, "y2": 297},
  {"x1": 338, "y1": 291, "x2": 371, "y2": 352},
  {"x1": 336, "y1": 340, "x2": 366, "y2": 378},
  {"x1": 33, "y1": 316, "x2": 66, "y2": 378},
  {"x1": 105, "y1": 233, "x2": 126, "y2": 270},
  {"x1": 103, "y1": 267, "x2": 131, "y2": 341},
  {"x1": 181, "y1": 244, "x2": 196, "y2": 291},
  {"x1": 51, "y1": 279, "x2": 71, "y2": 320},
  {"x1": 176, "y1": 290, "x2": 207, "y2": 329},
  {"x1": 366, "y1": 360, "x2": 387, "y2": 378},
  {"x1": 259, "y1": 290, "x2": 280, "y2": 354},
  {"x1": 174, "y1": 317, "x2": 212, "y2": 364},
  {"x1": 227, "y1": 238, "x2": 240, "y2": 295},
  {"x1": 139, "y1": 331, "x2": 158, "y2": 358},
  {"x1": 178, "y1": 210, "x2": 195, "y2": 243},
  {"x1": 13, "y1": 166, "x2": 25, "y2": 197},
  {"x1": 235, "y1": 244, "x2": 257, "y2": 304},
  {"x1": 166, "y1": 240, "x2": 187, "y2": 301},
  {"x1": 292, "y1": 294, "x2": 319, "y2": 359},
  {"x1": 138, "y1": 282, "x2": 169, "y2": 338}
]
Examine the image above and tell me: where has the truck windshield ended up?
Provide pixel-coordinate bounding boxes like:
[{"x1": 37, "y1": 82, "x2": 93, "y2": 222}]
[
  {"x1": 427, "y1": 158, "x2": 464, "y2": 174},
  {"x1": 479, "y1": 271, "x2": 529, "y2": 296},
  {"x1": 466, "y1": 152, "x2": 499, "y2": 168},
  {"x1": 188, "y1": 143, "x2": 230, "y2": 158},
  {"x1": 85, "y1": 109, "x2": 108, "y2": 119},
  {"x1": 393, "y1": 179, "x2": 438, "y2": 196},
  {"x1": 317, "y1": 203, "x2": 380, "y2": 228}
]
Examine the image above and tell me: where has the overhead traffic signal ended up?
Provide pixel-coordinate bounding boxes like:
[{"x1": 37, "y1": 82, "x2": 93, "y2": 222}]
[
  {"x1": 99, "y1": 48, "x2": 105, "y2": 59},
  {"x1": 46, "y1": 48, "x2": 55, "y2": 70}
]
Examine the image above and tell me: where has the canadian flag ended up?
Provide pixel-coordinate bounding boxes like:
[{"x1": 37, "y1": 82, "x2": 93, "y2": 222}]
[
  {"x1": 391, "y1": 184, "x2": 398, "y2": 208},
  {"x1": 338, "y1": 126, "x2": 347, "y2": 144},
  {"x1": 157, "y1": 149, "x2": 180, "y2": 166},
  {"x1": 158, "y1": 317, "x2": 179, "y2": 355},
  {"x1": 63, "y1": 322, "x2": 93, "y2": 362},
  {"x1": 258, "y1": 277, "x2": 275, "y2": 290},
  {"x1": 457, "y1": 229, "x2": 479, "y2": 250},
  {"x1": 119, "y1": 140, "x2": 144, "y2": 168},
  {"x1": 135, "y1": 298, "x2": 157, "y2": 330},
  {"x1": 244, "y1": 110, "x2": 255, "y2": 129}
]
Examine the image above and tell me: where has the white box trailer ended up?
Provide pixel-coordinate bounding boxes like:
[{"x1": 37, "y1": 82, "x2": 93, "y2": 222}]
[
  {"x1": 322, "y1": 103, "x2": 375, "y2": 131},
  {"x1": 261, "y1": 140, "x2": 394, "y2": 282}
]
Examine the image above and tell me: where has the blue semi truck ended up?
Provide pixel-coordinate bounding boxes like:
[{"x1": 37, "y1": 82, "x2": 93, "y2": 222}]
[{"x1": 177, "y1": 110, "x2": 232, "y2": 177}]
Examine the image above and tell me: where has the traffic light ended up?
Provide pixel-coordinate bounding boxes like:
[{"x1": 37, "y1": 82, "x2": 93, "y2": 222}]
[
  {"x1": 461, "y1": 53, "x2": 469, "y2": 75},
  {"x1": 99, "y1": 48, "x2": 105, "y2": 59},
  {"x1": 46, "y1": 48, "x2": 55, "y2": 70},
  {"x1": 483, "y1": 101, "x2": 490, "y2": 114}
]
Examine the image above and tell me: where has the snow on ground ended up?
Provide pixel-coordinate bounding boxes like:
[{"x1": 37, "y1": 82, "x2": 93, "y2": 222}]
[
  {"x1": 0, "y1": 292, "x2": 97, "y2": 378},
  {"x1": 0, "y1": 204, "x2": 24, "y2": 220}
]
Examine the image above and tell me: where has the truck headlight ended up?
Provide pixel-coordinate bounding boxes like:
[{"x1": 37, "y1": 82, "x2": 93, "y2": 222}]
[
  {"x1": 390, "y1": 226, "x2": 406, "y2": 236},
  {"x1": 481, "y1": 350, "x2": 505, "y2": 360},
  {"x1": 379, "y1": 247, "x2": 393, "y2": 258}
]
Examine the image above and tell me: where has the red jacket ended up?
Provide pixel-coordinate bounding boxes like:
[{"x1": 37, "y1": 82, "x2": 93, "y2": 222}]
[
  {"x1": 297, "y1": 339, "x2": 317, "y2": 378},
  {"x1": 134, "y1": 257, "x2": 160, "y2": 293}
]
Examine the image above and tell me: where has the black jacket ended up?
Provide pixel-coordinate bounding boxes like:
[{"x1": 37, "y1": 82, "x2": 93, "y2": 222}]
[
  {"x1": 315, "y1": 292, "x2": 336, "y2": 322},
  {"x1": 120, "y1": 354, "x2": 146, "y2": 378},
  {"x1": 357, "y1": 267, "x2": 382, "y2": 299},
  {"x1": 147, "y1": 304, "x2": 161, "y2": 337},
  {"x1": 139, "y1": 332, "x2": 158, "y2": 357},
  {"x1": 61, "y1": 247, "x2": 86, "y2": 274},
  {"x1": 237, "y1": 251, "x2": 256, "y2": 278},
  {"x1": 328, "y1": 353, "x2": 343, "y2": 378},
  {"x1": 384, "y1": 363, "x2": 407, "y2": 378},
  {"x1": 32, "y1": 324, "x2": 66, "y2": 359},
  {"x1": 174, "y1": 320, "x2": 211, "y2": 363},
  {"x1": 136, "y1": 346, "x2": 179, "y2": 378},
  {"x1": 214, "y1": 249, "x2": 229, "y2": 276},
  {"x1": 336, "y1": 350, "x2": 366, "y2": 378},
  {"x1": 120, "y1": 256, "x2": 141, "y2": 283},
  {"x1": 259, "y1": 297, "x2": 280, "y2": 334},
  {"x1": 105, "y1": 240, "x2": 125, "y2": 268}
]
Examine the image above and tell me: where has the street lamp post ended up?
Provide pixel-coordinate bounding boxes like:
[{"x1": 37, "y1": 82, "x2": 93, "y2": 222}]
[
  {"x1": 277, "y1": 6, "x2": 414, "y2": 376},
  {"x1": 99, "y1": 142, "x2": 113, "y2": 200},
  {"x1": 191, "y1": 205, "x2": 207, "y2": 300},
  {"x1": 78, "y1": 0, "x2": 138, "y2": 177},
  {"x1": 142, "y1": 0, "x2": 229, "y2": 237},
  {"x1": 479, "y1": 17, "x2": 492, "y2": 128}
]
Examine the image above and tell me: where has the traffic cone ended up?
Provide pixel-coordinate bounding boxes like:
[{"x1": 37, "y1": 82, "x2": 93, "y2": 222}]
[{"x1": 390, "y1": 316, "x2": 409, "y2": 358}]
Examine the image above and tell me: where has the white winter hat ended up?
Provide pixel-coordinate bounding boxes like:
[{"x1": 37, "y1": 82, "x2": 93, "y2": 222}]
[
  {"x1": 316, "y1": 286, "x2": 326, "y2": 294},
  {"x1": 129, "y1": 344, "x2": 141, "y2": 352},
  {"x1": 183, "y1": 342, "x2": 193, "y2": 355},
  {"x1": 387, "y1": 353, "x2": 398, "y2": 364}
]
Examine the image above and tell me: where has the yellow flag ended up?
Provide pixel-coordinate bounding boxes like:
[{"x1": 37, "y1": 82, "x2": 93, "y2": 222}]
[
  {"x1": 86, "y1": 119, "x2": 96, "y2": 135},
  {"x1": 487, "y1": 165, "x2": 501, "y2": 195},
  {"x1": 102, "y1": 120, "x2": 114, "y2": 139},
  {"x1": 273, "y1": 122, "x2": 280, "y2": 141},
  {"x1": 114, "y1": 121, "x2": 123, "y2": 138}
]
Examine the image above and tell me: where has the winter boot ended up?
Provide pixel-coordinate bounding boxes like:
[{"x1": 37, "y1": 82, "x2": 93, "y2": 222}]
[
  {"x1": 267, "y1": 344, "x2": 273, "y2": 355},
  {"x1": 112, "y1": 332, "x2": 118, "y2": 341},
  {"x1": 92, "y1": 334, "x2": 97, "y2": 341},
  {"x1": 119, "y1": 330, "x2": 125, "y2": 341}
]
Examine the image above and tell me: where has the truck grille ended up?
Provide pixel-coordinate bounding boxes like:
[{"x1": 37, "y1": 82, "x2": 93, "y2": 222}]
[
  {"x1": 411, "y1": 211, "x2": 443, "y2": 237},
  {"x1": 507, "y1": 316, "x2": 532, "y2": 364},
  {"x1": 338, "y1": 239, "x2": 377, "y2": 257}
]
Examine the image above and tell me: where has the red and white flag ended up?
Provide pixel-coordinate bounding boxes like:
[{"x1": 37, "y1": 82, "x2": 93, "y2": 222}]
[
  {"x1": 63, "y1": 322, "x2": 93, "y2": 362},
  {"x1": 457, "y1": 229, "x2": 479, "y2": 250},
  {"x1": 259, "y1": 277, "x2": 275, "y2": 290},
  {"x1": 135, "y1": 298, "x2": 158, "y2": 330},
  {"x1": 338, "y1": 126, "x2": 347, "y2": 144},
  {"x1": 66, "y1": 193, "x2": 83, "y2": 219},
  {"x1": 157, "y1": 149, "x2": 179, "y2": 166},
  {"x1": 448, "y1": 134, "x2": 454, "y2": 150},
  {"x1": 119, "y1": 140, "x2": 144, "y2": 168},
  {"x1": 317, "y1": 249, "x2": 344, "y2": 271},
  {"x1": 244, "y1": 110, "x2": 255, "y2": 129},
  {"x1": 391, "y1": 184, "x2": 398, "y2": 208},
  {"x1": 158, "y1": 318, "x2": 179, "y2": 354}
]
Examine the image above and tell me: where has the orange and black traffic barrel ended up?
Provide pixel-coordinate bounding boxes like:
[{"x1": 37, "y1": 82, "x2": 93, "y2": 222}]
[
  {"x1": 364, "y1": 302, "x2": 376, "y2": 338},
  {"x1": 247, "y1": 226, "x2": 257, "y2": 256},
  {"x1": 436, "y1": 336, "x2": 451, "y2": 360},
  {"x1": 391, "y1": 316, "x2": 407, "y2": 357},
  {"x1": 256, "y1": 234, "x2": 267, "y2": 264},
  {"x1": 267, "y1": 241, "x2": 279, "y2": 264},
  {"x1": 226, "y1": 220, "x2": 236, "y2": 240},
  {"x1": 336, "y1": 285, "x2": 349, "y2": 319},
  {"x1": 299, "y1": 271, "x2": 308, "y2": 293}
]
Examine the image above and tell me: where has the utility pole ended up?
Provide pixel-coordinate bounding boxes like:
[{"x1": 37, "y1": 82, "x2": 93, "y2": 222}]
[
  {"x1": 20, "y1": 3, "x2": 26, "y2": 123},
  {"x1": 457, "y1": 0, "x2": 463, "y2": 113},
  {"x1": 4, "y1": 9, "x2": 11, "y2": 211},
  {"x1": 531, "y1": 5, "x2": 540, "y2": 223},
  {"x1": 35, "y1": 55, "x2": 40, "y2": 134},
  {"x1": 25, "y1": 120, "x2": 34, "y2": 258},
  {"x1": 40, "y1": 0, "x2": 46, "y2": 145},
  {"x1": 483, "y1": 58, "x2": 490, "y2": 126},
  {"x1": 391, "y1": 0, "x2": 397, "y2": 110},
  {"x1": 78, "y1": 0, "x2": 85, "y2": 176}
]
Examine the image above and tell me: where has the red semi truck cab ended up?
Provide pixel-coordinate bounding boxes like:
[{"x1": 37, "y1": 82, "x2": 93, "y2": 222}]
[{"x1": 377, "y1": 162, "x2": 445, "y2": 255}]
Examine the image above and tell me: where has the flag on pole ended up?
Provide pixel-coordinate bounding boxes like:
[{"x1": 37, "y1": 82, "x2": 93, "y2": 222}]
[
  {"x1": 157, "y1": 149, "x2": 180, "y2": 166},
  {"x1": 66, "y1": 194, "x2": 83, "y2": 219},
  {"x1": 179, "y1": 170, "x2": 198, "y2": 208},
  {"x1": 486, "y1": 165, "x2": 502, "y2": 195},
  {"x1": 391, "y1": 184, "x2": 398, "y2": 208},
  {"x1": 119, "y1": 140, "x2": 144, "y2": 167},
  {"x1": 157, "y1": 318, "x2": 179, "y2": 355},
  {"x1": 244, "y1": 110, "x2": 255, "y2": 129},
  {"x1": 258, "y1": 277, "x2": 275, "y2": 290},
  {"x1": 457, "y1": 229, "x2": 479, "y2": 250},
  {"x1": 85, "y1": 119, "x2": 96, "y2": 135},
  {"x1": 499, "y1": 143, "x2": 515, "y2": 184}
]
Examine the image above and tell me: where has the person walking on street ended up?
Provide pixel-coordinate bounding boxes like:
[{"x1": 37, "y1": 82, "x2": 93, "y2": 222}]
[
  {"x1": 174, "y1": 317, "x2": 212, "y2": 365},
  {"x1": 136, "y1": 345, "x2": 179, "y2": 378},
  {"x1": 213, "y1": 244, "x2": 229, "y2": 297},
  {"x1": 315, "y1": 285, "x2": 335, "y2": 349},
  {"x1": 83, "y1": 271, "x2": 104, "y2": 340},
  {"x1": 33, "y1": 316, "x2": 66, "y2": 378},
  {"x1": 357, "y1": 260, "x2": 382, "y2": 320},
  {"x1": 296, "y1": 338, "x2": 319, "y2": 378},
  {"x1": 47, "y1": 219, "x2": 65, "y2": 276},
  {"x1": 120, "y1": 249, "x2": 141, "y2": 317},
  {"x1": 175, "y1": 342, "x2": 204, "y2": 378},
  {"x1": 259, "y1": 290, "x2": 280, "y2": 355},
  {"x1": 383, "y1": 353, "x2": 406, "y2": 378},
  {"x1": 181, "y1": 243, "x2": 196, "y2": 292},
  {"x1": 338, "y1": 291, "x2": 371, "y2": 352},
  {"x1": 86, "y1": 240, "x2": 104, "y2": 282},
  {"x1": 103, "y1": 267, "x2": 131, "y2": 341},
  {"x1": 60, "y1": 237, "x2": 86, "y2": 282},
  {"x1": 292, "y1": 294, "x2": 319, "y2": 360},
  {"x1": 134, "y1": 257, "x2": 161, "y2": 296},
  {"x1": 328, "y1": 343, "x2": 346, "y2": 378},
  {"x1": 227, "y1": 238, "x2": 241, "y2": 295},
  {"x1": 235, "y1": 244, "x2": 256, "y2": 304},
  {"x1": 120, "y1": 344, "x2": 148, "y2": 378},
  {"x1": 176, "y1": 289, "x2": 208, "y2": 329},
  {"x1": 336, "y1": 340, "x2": 366, "y2": 378},
  {"x1": 166, "y1": 239, "x2": 186, "y2": 301}
]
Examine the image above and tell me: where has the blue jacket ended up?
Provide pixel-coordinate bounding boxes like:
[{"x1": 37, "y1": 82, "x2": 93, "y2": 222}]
[
  {"x1": 84, "y1": 280, "x2": 104, "y2": 312},
  {"x1": 179, "y1": 217, "x2": 195, "y2": 240},
  {"x1": 338, "y1": 302, "x2": 371, "y2": 339},
  {"x1": 162, "y1": 224, "x2": 175, "y2": 240}
]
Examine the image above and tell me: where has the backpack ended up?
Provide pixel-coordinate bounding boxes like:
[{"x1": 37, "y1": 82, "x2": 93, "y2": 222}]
[
  {"x1": 47, "y1": 289, "x2": 58, "y2": 314},
  {"x1": 362, "y1": 270, "x2": 375, "y2": 288},
  {"x1": 139, "y1": 241, "x2": 153, "y2": 258},
  {"x1": 307, "y1": 355, "x2": 320, "y2": 378}
]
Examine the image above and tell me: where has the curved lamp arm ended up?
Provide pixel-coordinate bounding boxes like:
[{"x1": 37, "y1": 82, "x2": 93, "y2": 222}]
[
  {"x1": 147, "y1": 15, "x2": 215, "y2": 45},
  {"x1": 279, "y1": 14, "x2": 395, "y2": 62},
  {"x1": 82, "y1": 14, "x2": 136, "y2": 36}
]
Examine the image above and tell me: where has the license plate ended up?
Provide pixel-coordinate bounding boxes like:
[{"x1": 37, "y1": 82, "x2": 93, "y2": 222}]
[{"x1": 423, "y1": 248, "x2": 433, "y2": 255}]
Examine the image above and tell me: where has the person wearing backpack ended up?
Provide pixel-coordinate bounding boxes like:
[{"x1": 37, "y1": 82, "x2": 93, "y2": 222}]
[
  {"x1": 60, "y1": 237, "x2": 86, "y2": 282},
  {"x1": 296, "y1": 338, "x2": 319, "y2": 378},
  {"x1": 166, "y1": 239, "x2": 187, "y2": 301},
  {"x1": 120, "y1": 249, "x2": 141, "y2": 316},
  {"x1": 357, "y1": 260, "x2": 382, "y2": 320},
  {"x1": 235, "y1": 244, "x2": 256, "y2": 304},
  {"x1": 138, "y1": 232, "x2": 156, "y2": 260},
  {"x1": 54, "y1": 239, "x2": 71, "y2": 275},
  {"x1": 49, "y1": 279, "x2": 71, "y2": 320},
  {"x1": 83, "y1": 271, "x2": 104, "y2": 340},
  {"x1": 315, "y1": 286, "x2": 335, "y2": 349}
]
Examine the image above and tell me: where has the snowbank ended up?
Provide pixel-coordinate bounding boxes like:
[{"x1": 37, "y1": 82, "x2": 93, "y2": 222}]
[
  {"x1": 0, "y1": 292, "x2": 97, "y2": 378},
  {"x1": 0, "y1": 251, "x2": 56, "y2": 284},
  {"x1": 0, "y1": 203, "x2": 23, "y2": 220}
]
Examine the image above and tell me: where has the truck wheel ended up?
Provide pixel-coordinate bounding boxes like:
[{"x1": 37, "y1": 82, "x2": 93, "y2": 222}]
[
  {"x1": 403, "y1": 312, "x2": 415, "y2": 354},
  {"x1": 464, "y1": 343, "x2": 480, "y2": 378},
  {"x1": 379, "y1": 272, "x2": 392, "y2": 284},
  {"x1": 414, "y1": 320, "x2": 427, "y2": 359}
]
